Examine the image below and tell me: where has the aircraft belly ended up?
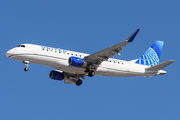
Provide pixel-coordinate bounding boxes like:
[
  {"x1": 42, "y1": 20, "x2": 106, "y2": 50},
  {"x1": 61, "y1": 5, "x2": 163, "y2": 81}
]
[
  {"x1": 63, "y1": 67, "x2": 85, "y2": 74},
  {"x1": 96, "y1": 63, "x2": 146, "y2": 77}
]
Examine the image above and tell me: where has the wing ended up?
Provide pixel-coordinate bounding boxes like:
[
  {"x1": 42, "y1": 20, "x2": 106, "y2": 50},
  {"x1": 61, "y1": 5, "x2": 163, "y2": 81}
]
[{"x1": 84, "y1": 29, "x2": 140, "y2": 66}]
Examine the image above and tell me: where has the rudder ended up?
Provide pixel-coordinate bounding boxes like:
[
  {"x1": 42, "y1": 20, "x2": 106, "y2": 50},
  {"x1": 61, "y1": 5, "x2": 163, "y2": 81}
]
[{"x1": 135, "y1": 41, "x2": 164, "y2": 66}]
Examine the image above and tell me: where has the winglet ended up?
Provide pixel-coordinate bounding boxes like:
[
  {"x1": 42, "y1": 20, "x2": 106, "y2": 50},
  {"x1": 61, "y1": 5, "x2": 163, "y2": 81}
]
[{"x1": 126, "y1": 28, "x2": 140, "y2": 42}]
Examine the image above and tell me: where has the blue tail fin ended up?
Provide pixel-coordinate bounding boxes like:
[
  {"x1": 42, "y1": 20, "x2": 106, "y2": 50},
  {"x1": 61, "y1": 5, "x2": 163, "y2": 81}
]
[{"x1": 135, "y1": 41, "x2": 164, "y2": 66}]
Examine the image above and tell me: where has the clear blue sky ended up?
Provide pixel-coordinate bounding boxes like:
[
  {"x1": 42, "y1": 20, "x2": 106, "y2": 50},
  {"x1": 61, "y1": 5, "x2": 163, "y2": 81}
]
[{"x1": 1, "y1": 0, "x2": 180, "y2": 120}]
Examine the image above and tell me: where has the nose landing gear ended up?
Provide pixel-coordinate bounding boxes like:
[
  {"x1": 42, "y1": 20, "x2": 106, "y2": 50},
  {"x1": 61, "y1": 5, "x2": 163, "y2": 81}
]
[
  {"x1": 24, "y1": 67, "x2": 29, "y2": 71},
  {"x1": 23, "y1": 60, "x2": 29, "y2": 71}
]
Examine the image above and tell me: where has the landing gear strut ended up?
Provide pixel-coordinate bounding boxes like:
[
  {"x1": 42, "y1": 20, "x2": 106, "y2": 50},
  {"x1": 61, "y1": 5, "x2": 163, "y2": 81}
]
[
  {"x1": 76, "y1": 79, "x2": 83, "y2": 86},
  {"x1": 23, "y1": 60, "x2": 29, "y2": 72}
]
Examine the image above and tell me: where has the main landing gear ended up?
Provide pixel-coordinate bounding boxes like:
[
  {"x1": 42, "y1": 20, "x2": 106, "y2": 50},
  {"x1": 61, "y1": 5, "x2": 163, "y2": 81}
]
[
  {"x1": 88, "y1": 70, "x2": 95, "y2": 77},
  {"x1": 85, "y1": 65, "x2": 95, "y2": 77},
  {"x1": 74, "y1": 70, "x2": 94, "y2": 86},
  {"x1": 23, "y1": 60, "x2": 29, "y2": 71},
  {"x1": 75, "y1": 79, "x2": 83, "y2": 86}
]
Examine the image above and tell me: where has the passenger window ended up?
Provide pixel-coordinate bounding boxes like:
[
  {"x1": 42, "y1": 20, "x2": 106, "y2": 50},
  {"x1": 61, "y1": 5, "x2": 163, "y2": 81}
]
[
  {"x1": 71, "y1": 53, "x2": 73, "y2": 55},
  {"x1": 80, "y1": 55, "x2": 81, "y2": 57},
  {"x1": 67, "y1": 53, "x2": 69, "y2": 55}
]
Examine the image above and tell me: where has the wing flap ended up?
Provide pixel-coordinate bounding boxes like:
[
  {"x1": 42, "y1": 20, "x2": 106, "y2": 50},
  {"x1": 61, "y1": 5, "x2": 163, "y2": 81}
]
[{"x1": 145, "y1": 60, "x2": 175, "y2": 71}]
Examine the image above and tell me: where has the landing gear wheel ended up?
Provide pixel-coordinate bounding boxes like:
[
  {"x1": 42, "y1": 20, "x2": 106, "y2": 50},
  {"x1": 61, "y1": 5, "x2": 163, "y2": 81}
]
[
  {"x1": 88, "y1": 70, "x2": 95, "y2": 77},
  {"x1": 24, "y1": 67, "x2": 29, "y2": 71},
  {"x1": 76, "y1": 79, "x2": 83, "y2": 86},
  {"x1": 23, "y1": 60, "x2": 30, "y2": 72}
]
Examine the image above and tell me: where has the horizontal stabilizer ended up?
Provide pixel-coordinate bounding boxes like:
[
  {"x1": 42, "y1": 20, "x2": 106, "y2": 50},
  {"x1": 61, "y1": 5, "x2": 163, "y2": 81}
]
[{"x1": 145, "y1": 60, "x2": 175, "y2": 71}]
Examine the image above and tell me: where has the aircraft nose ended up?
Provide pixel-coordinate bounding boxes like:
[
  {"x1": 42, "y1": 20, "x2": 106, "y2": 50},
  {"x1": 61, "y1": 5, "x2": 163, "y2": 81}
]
[{"x1": 5, "y1": 49, "x2": 14, "y2": 57}]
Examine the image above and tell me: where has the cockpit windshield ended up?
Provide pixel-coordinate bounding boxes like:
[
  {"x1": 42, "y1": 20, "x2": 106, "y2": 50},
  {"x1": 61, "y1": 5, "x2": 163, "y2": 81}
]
[{"x1": 17, "y1": 45, "x2": 25, "y2": 47}]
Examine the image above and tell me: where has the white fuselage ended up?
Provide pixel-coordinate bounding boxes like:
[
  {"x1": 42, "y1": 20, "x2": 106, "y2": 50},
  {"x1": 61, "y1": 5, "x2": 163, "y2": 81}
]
[{"x1": 6, "y1": 44, "x2": 165, "y2": 77}]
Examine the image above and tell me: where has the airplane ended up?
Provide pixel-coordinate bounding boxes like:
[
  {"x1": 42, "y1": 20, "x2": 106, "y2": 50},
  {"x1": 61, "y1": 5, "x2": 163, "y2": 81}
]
[{"x1": 5, "y1": 29, "x2": 175, "y2": 86}]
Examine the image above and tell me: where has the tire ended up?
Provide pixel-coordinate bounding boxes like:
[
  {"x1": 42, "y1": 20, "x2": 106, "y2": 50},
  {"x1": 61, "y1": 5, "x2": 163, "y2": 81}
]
[
  {"x1": 76, "y1": 79, "x2": 83, "y2": 86},
  {"x1": 24, "y1": 67, "x2": 28, "y2": 71},
  {"x1": 88, "y1": 70, "x2": 95, "y2": 77}
]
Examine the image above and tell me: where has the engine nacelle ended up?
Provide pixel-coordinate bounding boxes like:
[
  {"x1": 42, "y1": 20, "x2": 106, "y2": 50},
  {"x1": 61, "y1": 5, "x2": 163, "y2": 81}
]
[
  {"x1": 68, "y1": 56, "x2": 84, "y2": 66},
  {"x1": 49, "y1": 70, "x2": 64, "y2": 80}
]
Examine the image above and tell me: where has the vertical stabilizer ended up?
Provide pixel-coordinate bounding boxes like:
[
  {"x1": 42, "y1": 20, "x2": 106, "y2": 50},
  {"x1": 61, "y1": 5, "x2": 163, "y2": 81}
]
[{"x1": 135, "y1": 41, "x2": 164, "y2": 66}]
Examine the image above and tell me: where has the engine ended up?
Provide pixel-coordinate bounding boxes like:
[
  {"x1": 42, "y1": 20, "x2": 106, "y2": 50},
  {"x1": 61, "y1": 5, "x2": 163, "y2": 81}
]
[
  {"x1": 68, "y1": 56, "x2": 84, "y2": 66},
  {"x1": 49, "y1": 70, "x2": 64, "y2": 80}
]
